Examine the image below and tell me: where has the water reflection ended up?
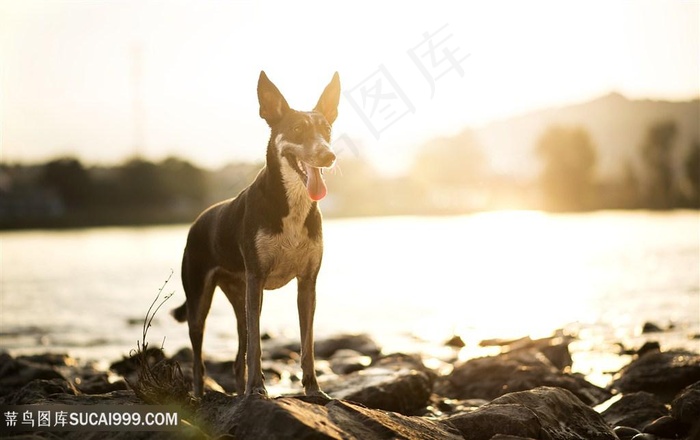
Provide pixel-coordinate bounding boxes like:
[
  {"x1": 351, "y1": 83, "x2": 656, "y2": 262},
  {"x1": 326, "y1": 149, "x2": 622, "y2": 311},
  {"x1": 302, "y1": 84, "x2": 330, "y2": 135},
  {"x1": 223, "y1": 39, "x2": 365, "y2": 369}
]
[{"x1": 1, "y1": 211, "x2": 698, "y2": 366}]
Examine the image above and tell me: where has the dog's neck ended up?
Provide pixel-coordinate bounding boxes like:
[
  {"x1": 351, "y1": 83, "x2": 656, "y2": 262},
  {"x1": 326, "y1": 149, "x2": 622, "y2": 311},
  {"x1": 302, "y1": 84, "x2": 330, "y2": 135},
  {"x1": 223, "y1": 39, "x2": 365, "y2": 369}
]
[{"x1": 261, "y1": 133, "x2": 315, "y2": 219}]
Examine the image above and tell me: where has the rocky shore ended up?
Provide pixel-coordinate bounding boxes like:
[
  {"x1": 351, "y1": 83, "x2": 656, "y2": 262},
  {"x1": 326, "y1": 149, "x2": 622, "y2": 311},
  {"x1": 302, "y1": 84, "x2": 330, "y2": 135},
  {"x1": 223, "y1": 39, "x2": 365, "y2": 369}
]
[{"x1": 1, "y1": 330, "x2": 699, "y2": 439}]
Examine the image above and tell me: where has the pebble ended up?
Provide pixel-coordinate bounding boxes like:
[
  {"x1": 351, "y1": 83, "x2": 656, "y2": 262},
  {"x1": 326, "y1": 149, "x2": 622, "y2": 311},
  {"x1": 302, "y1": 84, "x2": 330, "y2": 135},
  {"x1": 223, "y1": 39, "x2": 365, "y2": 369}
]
[
  {"x1": 643, "y1": 415, "x2": 688, "y2": 438},
  {"x1": 642, "y1": 322, "x2": 663, "y2": 334},
  {"x1": 613, "y1": 425, "x2": 641, "y2": 440},
  {"x1": 637, "y1": 341, "x2": 660, "y2": 357},
  {"x1": 445, "y1": 335, "x2": 466, "y2": 348}
]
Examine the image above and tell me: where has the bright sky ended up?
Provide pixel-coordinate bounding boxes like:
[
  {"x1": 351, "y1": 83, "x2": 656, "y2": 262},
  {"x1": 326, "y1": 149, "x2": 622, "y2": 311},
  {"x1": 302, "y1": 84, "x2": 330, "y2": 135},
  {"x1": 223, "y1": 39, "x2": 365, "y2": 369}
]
[{"x1": 1, "y1": 0, "x2": 698, "y2": 170}]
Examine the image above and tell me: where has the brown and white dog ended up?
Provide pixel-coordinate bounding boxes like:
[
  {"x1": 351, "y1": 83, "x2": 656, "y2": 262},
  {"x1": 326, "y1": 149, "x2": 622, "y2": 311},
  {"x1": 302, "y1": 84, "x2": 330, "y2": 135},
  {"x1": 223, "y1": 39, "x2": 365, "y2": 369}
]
[{"x1": 172, "y1": 71, "x2": 340, "y2": 397}]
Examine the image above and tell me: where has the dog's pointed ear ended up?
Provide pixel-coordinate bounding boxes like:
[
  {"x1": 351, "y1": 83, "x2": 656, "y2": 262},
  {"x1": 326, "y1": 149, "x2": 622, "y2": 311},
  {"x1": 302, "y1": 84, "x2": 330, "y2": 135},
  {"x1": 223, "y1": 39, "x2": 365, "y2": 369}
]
[
  {"x1": 258, "y1": 71, "x2": 290, "y2": 126},
  {"x1": 314, "y1": 72, "x2": 340, "y2": 125}
]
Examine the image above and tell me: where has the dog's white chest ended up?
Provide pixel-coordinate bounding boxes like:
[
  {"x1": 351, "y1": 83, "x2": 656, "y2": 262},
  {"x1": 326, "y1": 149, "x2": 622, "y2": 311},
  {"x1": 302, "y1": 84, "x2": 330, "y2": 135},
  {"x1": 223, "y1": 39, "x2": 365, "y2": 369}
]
[{"x1": 254, "y1": 211, "x2": 321, "y2": 290}]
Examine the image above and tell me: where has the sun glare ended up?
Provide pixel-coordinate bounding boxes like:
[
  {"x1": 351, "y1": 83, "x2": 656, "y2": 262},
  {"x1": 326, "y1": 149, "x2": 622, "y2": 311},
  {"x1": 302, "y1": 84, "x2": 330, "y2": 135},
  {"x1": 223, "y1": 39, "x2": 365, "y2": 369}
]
[{"x1": 407, "y1": 210, "x2": 606, "y2": 344}]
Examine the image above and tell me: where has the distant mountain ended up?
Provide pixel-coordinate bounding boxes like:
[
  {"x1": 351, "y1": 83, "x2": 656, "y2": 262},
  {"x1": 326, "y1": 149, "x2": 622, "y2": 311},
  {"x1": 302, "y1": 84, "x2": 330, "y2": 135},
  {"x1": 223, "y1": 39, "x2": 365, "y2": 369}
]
[{"x1": 464, "y1": 93, "x2": 700, "y2": 180}]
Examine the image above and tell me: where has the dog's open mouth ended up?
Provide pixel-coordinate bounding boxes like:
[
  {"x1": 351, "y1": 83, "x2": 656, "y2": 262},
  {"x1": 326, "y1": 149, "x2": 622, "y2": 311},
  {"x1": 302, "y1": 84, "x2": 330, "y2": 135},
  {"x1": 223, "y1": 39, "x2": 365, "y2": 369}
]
[{"x1": 292, "y1": 158, "x2": 327, "y2": 201}]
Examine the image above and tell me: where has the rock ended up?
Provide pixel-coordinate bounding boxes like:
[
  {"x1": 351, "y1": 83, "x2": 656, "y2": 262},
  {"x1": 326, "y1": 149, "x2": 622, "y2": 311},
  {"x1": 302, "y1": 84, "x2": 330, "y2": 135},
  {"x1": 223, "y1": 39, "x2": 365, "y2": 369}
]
[
  {"x1": 374, "y1": 353, "x2": 430, "y2": 372},
  {"x1": 613, "y1": 425, "x2": 641, "y2": 440},
  {"x1": 437, "y1": 348, "x2": 610, "y2": 405},
  {"x1": 199, "y1": 393, "x2": 463, "y2": 440},
  {"x1": 74, "y1": 372, "x2": 128, "y2": 394},
  {"x1": 480, "y1": 336, "x2": 532, "y2": 347},
  {"x1": 618, "y1": 341, "x2": 661, "y2": 357},
  {"x1": 321, "y1": 354, "x2": 434, "y2": 415},
  {"x1": 642, "y1": 415, "x2": 688, "y2": 438},
  {"x1": 204, "y1": 359, "x2": 237, "y2": 392},
  {"x1": 637, "y1": 341, "x2": 661, "y2": 357},
  {"x1": 690, "y1": 425, "x2": 700, "y2": 440},
  {"x1": 630, "y1": 434, "x2": 656, "y2": 440},
  {"x1": 16, "y1": 353, "x2": 72, "y2": 366},
  {"x1": 539, "y1": 342, "x2": 573, "y2": 370},
  {"x1": 600, "y1": 391, "x2": 668, "y2": 430},
  {"x1": 443, "y1": 403, "x2": 541, "y2": 440},
  {"x1": 671, "y1": 380, "x2": 700, "y2": 427},
  {"x1": 264, "y1": 343, "x2": 300, "y2": 361},
  {"x1": 612, "y1": 349, "x2": 700, "y2": 400},
  {"x1": 2, "y1": 378, "x2": 78, "y2": 404},
  {"x1": 276, "y1": 334, "x2": 381, "y2": 360},
  {"x1": 314, "y1": 333, "x2": 382, "y2": 359},
  {"x1": 489, "y1": 436, "x2": 538, "y2": 440},
  {"x1": 193, "y1": 391, "x2": 242, "y2": 435},
  {"x1": 329, "y1": 349, "x2": 371, "y2": 375},
  {"x1": 490, "y1": 387, "x2": 618, "y2": 440},
  {"x1": 642, "y1": 322, "x2": 664, "y2": 333},
  {"x1": 445, "y1": 335, "x2": 466, "y2": 348},
  {"x1": 424, "y1": 396, "x2": 487, "y2": 418},
  {"x1": 109, "y1": 347, "x2": 166, "y2": 376},
  {"x1": 0, "y1": 352, "x2": 66, "y2": 395},
  {"x1": 171, "y1": 347, "x2": 194, "y2": 363}
]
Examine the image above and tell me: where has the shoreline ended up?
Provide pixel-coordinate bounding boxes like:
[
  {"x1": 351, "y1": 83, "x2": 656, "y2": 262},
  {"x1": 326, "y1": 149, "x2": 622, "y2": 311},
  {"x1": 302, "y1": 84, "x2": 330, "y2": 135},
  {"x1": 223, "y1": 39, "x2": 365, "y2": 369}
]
[
  {"x1": 4, "y1": 323, "x2": 700, "y2": 387},
  {"x1": 2, "y1": 329, "x2": 699, "y2": 439},
  {"x1": 4, "y1": 320, "x2": 699, "y2": 385}
]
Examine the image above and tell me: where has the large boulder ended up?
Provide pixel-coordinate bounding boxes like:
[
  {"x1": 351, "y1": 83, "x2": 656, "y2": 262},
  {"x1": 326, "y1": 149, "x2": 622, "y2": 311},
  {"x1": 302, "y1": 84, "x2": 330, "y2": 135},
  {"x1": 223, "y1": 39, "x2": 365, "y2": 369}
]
[
  {"x1": 0, "y1": 352, "x2": 66, "y2": 397},
  {"x1": 612, "y1": 349, "x2": 700, "y2": 400},
  {"x1": 488, "y1": 387, "x2": 617, "y2": 440},
  {"x1": 443, "y1": 403, "x2": 542, "y2": 440},
  {"x1": 600, "y1": 391, "x2": 668, "y2": 430},
  {"x1": 672, "y1": 380, "x2": 700, "y2": 424},
  {"x1": 671, "y1": 380, "x2": 700, "y2": 436},
  {"x1": 198, "y1": 393, "x2": 463, "y2": 440},
  {"x1": 444, "y1": 387, "x2": 616, "y2": 440},
  {"x1": 437, "y1": 349, "x2": 610, "y2": 405},
  {"x1": 1, "y1": 378, "x2": 77, "y2": 405},
  {"x1": 322, "y1": 354, "x2": 434, "y2": 415}
]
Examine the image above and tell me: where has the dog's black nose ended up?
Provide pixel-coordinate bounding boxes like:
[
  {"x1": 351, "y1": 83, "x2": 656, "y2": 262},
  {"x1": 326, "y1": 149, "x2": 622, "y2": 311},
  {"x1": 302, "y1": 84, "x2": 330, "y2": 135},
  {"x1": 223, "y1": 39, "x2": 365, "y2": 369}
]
[{"x1": 320, "y1": 150, "x2": 336, "y2": 167}]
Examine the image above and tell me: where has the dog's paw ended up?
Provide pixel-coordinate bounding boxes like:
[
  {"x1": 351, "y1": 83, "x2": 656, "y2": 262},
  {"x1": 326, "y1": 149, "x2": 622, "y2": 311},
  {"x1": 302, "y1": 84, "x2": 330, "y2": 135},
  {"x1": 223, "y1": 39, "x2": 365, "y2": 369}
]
[
  {"x1": 306, "y1": 389, "x2": 332, "y2": 400},
  {"x1": 246, "y1": 386, "x2": 269, "y2": 398}
]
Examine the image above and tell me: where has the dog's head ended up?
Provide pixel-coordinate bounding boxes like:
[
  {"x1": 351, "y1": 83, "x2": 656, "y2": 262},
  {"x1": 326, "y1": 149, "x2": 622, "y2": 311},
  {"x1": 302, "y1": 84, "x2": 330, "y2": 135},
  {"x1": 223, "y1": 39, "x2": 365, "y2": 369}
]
[{"x1": 257, "y1": 71, "x2": 340, "y2": 201}]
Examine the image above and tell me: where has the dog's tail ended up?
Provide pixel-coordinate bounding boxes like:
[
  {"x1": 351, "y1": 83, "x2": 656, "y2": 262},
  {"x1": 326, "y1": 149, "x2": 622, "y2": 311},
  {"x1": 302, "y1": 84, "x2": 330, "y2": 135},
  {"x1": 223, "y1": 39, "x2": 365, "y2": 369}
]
[{"x1": 171, "y1": 301, "x2": 188, "y2": 323}]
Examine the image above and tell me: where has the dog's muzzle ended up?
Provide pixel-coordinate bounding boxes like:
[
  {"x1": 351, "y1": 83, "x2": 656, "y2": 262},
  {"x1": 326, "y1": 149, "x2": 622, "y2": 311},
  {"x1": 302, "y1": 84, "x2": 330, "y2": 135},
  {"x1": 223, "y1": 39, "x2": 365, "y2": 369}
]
[{"x1": 298, "y1": 149, "x2": 335, "y2": 201}]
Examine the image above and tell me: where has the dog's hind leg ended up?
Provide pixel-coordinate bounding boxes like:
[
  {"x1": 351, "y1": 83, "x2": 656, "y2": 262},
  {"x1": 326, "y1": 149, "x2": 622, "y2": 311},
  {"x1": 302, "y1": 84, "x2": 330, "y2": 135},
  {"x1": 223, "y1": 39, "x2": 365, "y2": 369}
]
[
  {"x1": 220, "y1": 277, "x2": 247, "y2": 395},
  {"x1": 184, "y1": 266, "x2": 217, "y2": 398},
  {"x1": 297, "y1": 273, "x2": 327, "y2": 397}
]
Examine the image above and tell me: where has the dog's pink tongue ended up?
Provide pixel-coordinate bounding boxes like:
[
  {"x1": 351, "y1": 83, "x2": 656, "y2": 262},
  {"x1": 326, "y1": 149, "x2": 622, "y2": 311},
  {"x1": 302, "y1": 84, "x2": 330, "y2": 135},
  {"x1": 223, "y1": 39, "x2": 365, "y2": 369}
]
[{"x1": 305, "y1": 164, "x2": 327, "y2": 201}]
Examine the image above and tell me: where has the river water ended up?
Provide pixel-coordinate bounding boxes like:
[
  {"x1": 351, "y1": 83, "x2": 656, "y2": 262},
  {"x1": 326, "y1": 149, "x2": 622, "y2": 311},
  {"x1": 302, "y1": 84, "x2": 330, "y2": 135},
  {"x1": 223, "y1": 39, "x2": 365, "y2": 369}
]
[{"x1": 2, "y1": 210, "x2": 698, "y2": 385}]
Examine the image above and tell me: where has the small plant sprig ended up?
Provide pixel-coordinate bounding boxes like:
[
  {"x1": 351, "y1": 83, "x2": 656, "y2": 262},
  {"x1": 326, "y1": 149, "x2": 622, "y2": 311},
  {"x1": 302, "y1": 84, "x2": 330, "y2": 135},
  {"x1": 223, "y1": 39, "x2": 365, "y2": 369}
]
[
  {"x1": 136, "y1": 269, "x2": 175, "y2": 354},
  {"x1": 127, "y1": 270, "x2": 193, "y2": 407}
]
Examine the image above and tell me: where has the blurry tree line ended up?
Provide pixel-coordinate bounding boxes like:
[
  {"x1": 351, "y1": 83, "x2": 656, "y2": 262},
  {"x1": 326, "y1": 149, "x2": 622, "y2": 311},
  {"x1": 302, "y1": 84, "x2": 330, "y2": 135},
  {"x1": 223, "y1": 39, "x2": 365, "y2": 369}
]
[
  {"x1": 328, "y1": 118, "x2": 699, "y2": 215},
  {"x1": 0, "y1": 156, "x2": 260, "y2": 228},
  {"x1": 1, "y1": 118, "x2": 698, "y2": 229},
  {"x1": 535, "y1": 120, "x2": 699, "y2": 211}
]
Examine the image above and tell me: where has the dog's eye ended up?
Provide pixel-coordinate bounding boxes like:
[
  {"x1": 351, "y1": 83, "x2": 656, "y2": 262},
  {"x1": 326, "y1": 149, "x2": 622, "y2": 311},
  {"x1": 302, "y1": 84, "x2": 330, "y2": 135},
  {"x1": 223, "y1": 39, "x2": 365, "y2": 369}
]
[{"x1": 293, "y1": 125, "x2": 302, "y2": 134}]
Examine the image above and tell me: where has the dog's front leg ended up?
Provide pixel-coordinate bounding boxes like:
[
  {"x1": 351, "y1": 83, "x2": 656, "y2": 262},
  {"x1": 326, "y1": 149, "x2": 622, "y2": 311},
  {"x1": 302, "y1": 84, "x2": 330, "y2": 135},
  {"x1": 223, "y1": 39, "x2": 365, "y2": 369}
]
[
  {"x1": 245, "y1": 273, "x2": 267, "y2": 396},
  {"x1": 297, "y1": 275, "x2": 328, "y2": 398}
]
